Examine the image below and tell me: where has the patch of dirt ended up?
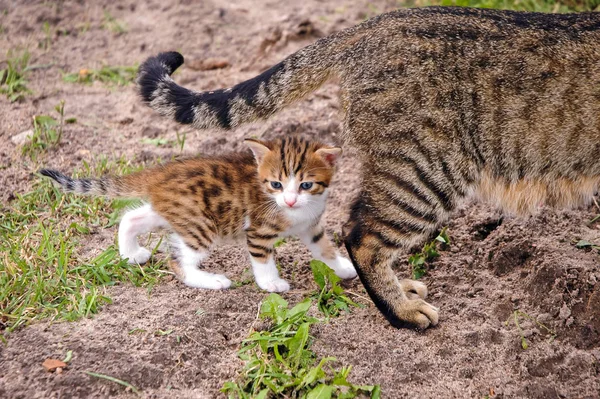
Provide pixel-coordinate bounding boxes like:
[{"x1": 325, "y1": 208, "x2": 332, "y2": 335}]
[{"x1": 1, "y1": 1, "x2": 600, "y2": 398}]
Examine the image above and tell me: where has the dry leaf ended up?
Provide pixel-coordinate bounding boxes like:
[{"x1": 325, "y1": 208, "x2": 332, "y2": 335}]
[
  {"x1": 42, "y1": 358, "x2": 67, "y2": 372},
  {"x1": 187, "y1": 58, "x2": 229, "y2": 71}
]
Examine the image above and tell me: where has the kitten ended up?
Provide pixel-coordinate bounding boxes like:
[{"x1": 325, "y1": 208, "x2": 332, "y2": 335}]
[
  {"x1": 40, "y1": 137, "x2": 356, "y2": 292},
  {"x1": 137, "y1": 7, "x2": 600, "y2": 329}
]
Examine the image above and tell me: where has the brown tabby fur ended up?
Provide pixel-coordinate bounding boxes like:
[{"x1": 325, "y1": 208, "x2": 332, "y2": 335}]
[
  {"x1": 138, "y1": 7, "x2": 600, "y2": 329},
  {"x1": 40, "y1": 137, "x2": 343, "y2": 287}
]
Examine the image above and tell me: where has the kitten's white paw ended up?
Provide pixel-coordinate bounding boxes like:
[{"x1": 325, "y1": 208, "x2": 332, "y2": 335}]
[
  {"x1": 256, "y1": 278, "x2": 290, "y2": 292},
  {"x1": 184, "y1": 272, "x2": 231, "y2": 290},
  {"x1": 331, "y1": 256, "x2": 357, "y2": 279},
  {"x1": 123, "y1": 248, "x2": 152, "y2": 264}
]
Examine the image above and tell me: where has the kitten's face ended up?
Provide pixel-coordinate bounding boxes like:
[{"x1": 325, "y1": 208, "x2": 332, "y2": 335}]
[{"x1": 245, "y1": 137, "x2": 341, "y2": 214}]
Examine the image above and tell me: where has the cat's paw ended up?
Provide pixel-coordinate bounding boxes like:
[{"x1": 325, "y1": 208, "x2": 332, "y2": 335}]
[
  {"x1": 184, "y1": 272, "x2": 231, "y2": 290},
  {"x1": 398, "y1": 299, "x2": 439, "y2": 329},
  {"x1": 256, "y1": 278, "x2": 290, "y2": 292},
  {"x1": 399, "y1": 279, "x2": 428, "y2": 299},
  {"x1": 123, "y1": 248, "x2": 152, "y2": 264},
  {"x1": 331, "y1": 256, "x2": 357, "y2": 280}
]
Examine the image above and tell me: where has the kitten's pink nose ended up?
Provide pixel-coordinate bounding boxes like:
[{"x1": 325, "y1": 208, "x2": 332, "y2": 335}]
[{"x1": 285, "y1": 197, "x2": 297, "y2": 207}]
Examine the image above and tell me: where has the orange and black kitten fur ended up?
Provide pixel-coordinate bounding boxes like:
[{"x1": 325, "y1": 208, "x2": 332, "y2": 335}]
[
  {"x1": 40, "y1": 137, "x2": 356, "y2": 291},
  {"x1": 138, "y1": 7, "x2": 600, "y2": 329}
]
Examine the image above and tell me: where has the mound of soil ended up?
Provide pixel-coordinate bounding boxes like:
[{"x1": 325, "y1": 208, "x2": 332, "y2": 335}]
[{"x1": 1, "y1": 1, "x2": 599, "y2": 398}]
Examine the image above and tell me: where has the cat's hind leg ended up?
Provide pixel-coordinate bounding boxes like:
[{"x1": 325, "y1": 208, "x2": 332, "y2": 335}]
[
  {"x1": 118, "y1": 204, "x2": 169, "y2": 264},
  {"x1": 170, "y1": 234, "x2": 231, "y2": 290}
]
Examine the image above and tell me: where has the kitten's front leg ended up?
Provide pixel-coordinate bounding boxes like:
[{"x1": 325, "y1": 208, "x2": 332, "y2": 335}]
[
  {"x1": 299, "y1": 223, "x2": 357, "y2": 280},
  {"x1": 246, "y1": 231, "x2": 289, "y2": 292}
]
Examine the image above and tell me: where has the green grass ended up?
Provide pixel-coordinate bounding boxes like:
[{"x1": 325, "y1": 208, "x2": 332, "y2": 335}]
[
  {"x1": 21, "y1": 101, "x2": 72, "y2": 160},
  {"x1": 408, "y1": 227, "x2": 450, "y2": 280},
  {"x1": 101, "y1": 11, "x2": 127, "y2": 34},
  {"x1": 0, "y1": 49, "x2": 31, "y2": 102},
  {"x1": 0, "y1": 157, "x2": 164, "y2": 338},
  {"x1": 63, "y1": 65, "x2": 137, "y2": 86},
  {"x1": 310, "y1": 260, "x2": 362, "y2": 318},
  {"x1": 222, "y1": 291, "x2": 380, "y2": 398}
]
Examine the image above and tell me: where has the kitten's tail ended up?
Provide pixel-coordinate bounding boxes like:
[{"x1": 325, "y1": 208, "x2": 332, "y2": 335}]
[
  {"x1": 39, "y1": 169, "x2": 146, "y2": 198},
  {"x1": 137, "y1": 36, "x2": 343, "y2": 129}
]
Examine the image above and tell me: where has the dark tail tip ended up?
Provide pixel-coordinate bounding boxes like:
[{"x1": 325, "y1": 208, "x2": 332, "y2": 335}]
[
  {"x1": 158, "y1": 51, "x2": 184, "y2": 73},
  {"x1": 39, "y1": 168, "x2": 65, "y2": 182},
  {"x1": 137, "y1": 51, "x2": 185, "y2": 104}
]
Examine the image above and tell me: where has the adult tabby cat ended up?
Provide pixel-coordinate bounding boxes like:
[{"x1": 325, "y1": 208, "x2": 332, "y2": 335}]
[
  {"x1": 40, "y1": 137, "x2": 357, "y2": 291},
  {"x1": 137, "y1": 7, "x2": 600, "y2": 329}
]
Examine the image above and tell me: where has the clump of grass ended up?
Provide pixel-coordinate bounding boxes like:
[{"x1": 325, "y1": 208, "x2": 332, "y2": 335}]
[
  {"x1": 408, "y1": 227, "x2": 450, "y2": 280},
  {"x1": 0, "y1": 157, "x2": 163, "y2": 338},
  {"x1": 310, "y1": 260, "x2": 361, "y2": 318},
  {"x1": 101, "y1": 11, "x2": 127, "y2": 34},
  {"x1": 573, "y1": 239, "x2": 600, "y2": 252},
  {"x1": 505, "y1": 310, "x2": 556, "y2": 350},
  {"x1": 21, "y1": 100, "x2": 73, "y2": 160},
  {"x1": 63, "y1": 65, "x2": 137, "y2": 86},
  {"x1": 222, "y1": 293, "x2": 380, "y2": 398},
  {"x1": 0, "y1": 49, "x2": 31, "y2": 102}
]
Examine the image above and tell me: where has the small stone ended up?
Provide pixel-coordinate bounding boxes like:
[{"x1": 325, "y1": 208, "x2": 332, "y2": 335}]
[
  {"x1": 55, "y1": 367, "x2": 63, "y2": 374},
  {"x1": 536, "y1": 313, "x2": 552, "y2": 323},
  {"x1": 11, "y1": 129, "x2": 34, "y2": 146},
  {"x1": 42, "y1": 358, "x2": 67, "y2": 372},
  {"x1": 559, "y1": 303, "x2": 571, "y2": 320},
  {"x1": 75, "y1": 149, "x2": 90, "y2": 158}
]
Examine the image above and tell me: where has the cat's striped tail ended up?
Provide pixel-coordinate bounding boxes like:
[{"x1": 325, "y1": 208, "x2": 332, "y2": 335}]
[
  {"x1": 39, "y1": 169, "x2": 145, "y2": 198},
  {"x1": 137, "y1": 36, "x2": 341, "y2": 130}
]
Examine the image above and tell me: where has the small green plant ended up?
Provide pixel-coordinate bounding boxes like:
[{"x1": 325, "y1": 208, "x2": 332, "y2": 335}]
[
  {"x1": 175, "y1": 130, "x2": 187, "y2": 151},
  {"x1": 310, "y1": 260, "x2": 361, "y2": 318},
  {"x1": 101, "y1": 11, "x2": 127, "y2": 34},
  {"x1": 273, "y1": 237, "x2": 287, "y2": 248},
  {"x1": 40, "y1": 21, "x2": 52, "y2": 49},
  {"x1": 85, "y1": 371, "x2": 140, "y2": 395},
  {"x1": 573, "y1": 239, "x2": 600, "y2": 252},
  {"x1": 504, "y1": 310, "x2": 556, "y2": 350},
  {"x1": 22, "y1": 101, "x2": 66, "y2": 159},
  {"x1": 63, "y1": 65, "x2": 137, "y2": 86},
  {"x1": 408, "y1": 227, "x2": 450, "y2": 279},
  {"x1": 222, "y1": 294, "x2": 380, "y2": 398},
  {"x1": 0, "y1": 49, "x2": 31, "y2": 102}
]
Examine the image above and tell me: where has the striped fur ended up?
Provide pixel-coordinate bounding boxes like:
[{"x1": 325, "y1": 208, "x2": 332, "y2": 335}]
[
  {"x1": 138, "y1": 7, "x2": 600, "y2": 329},
  {"x1": 41, "y1": 137, "x2": 356, "y2": 291}
]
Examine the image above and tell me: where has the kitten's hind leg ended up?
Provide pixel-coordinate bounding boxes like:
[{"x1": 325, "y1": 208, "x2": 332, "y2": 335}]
[
  {"x1": 170, "y1": 235, "x2": 231, "y2": 290},
  {"x1": 299, "y1": 223, "x2": 357, "y2": 280},
  {"x1": 119, "y1": 204, "x2": 169, "y2": 264}
]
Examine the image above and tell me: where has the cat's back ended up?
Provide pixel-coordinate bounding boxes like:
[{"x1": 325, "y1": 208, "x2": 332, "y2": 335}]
[
  {"x1": 356, "y1": 7, "x2": 600, "y2": 40},
  {"x1": 145, "y1": 152, "x2": 258, "y2": 200}
]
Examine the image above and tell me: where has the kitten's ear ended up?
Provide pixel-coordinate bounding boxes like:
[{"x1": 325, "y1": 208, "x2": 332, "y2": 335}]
[
  {"x1": 244, "y1": 138, "x2": 271, "y2": 163},
  {"x1": 315, "y1": 147, "x2": 342, "y2": 167}
]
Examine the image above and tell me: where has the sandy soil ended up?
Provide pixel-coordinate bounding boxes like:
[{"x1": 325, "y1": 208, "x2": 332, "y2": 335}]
[{"x1": 1, "y1": 1, "x2": 599, "y2": 398}]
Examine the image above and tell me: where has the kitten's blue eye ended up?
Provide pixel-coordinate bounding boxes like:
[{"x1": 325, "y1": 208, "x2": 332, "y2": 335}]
[
  {"x1": 270, "y1": 181, "x2": 283, "y2": 189},
  {"x1": 300, "y1": 182, "x2": 313, "y2": 190}
]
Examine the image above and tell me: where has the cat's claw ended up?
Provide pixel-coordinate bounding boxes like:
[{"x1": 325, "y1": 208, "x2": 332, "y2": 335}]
[
  {"x1": 257, "y1": 278, "x2": 290, "y2": 292},
  {"x1": 398, "y1": 299, "x2": 439, "y2": 329},
  {"x1": 124, "y1": 248, "x2": 152, "y2": 264},
  {"x1": 326, "y1": 256, "x2": 357, "y2": 279}
]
